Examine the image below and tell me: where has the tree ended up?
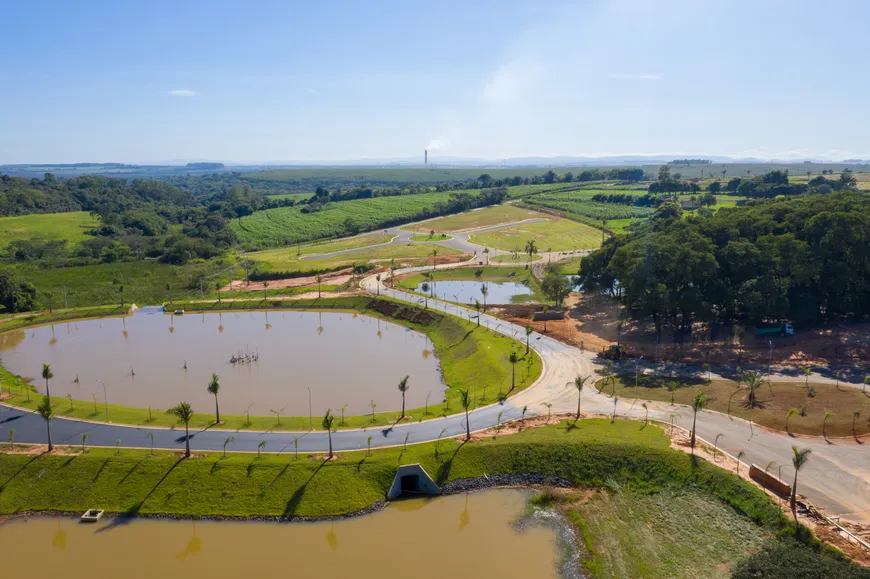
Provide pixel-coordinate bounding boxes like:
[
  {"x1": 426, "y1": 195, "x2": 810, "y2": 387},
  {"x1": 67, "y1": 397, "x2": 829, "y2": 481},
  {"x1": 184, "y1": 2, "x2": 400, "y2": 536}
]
[
  {"x1": 37, "y1": 395, "x2": 54, "y2": 451},
  {"x1": 166, "y1": 401, "x2": 194, "y2": 458},
  {"x1": 524, "y1": 324, "x2": 533, "y2": 354},
  {"x1": 853, "y1": 409, "x2": 862, "y2": 442},
  {"x1": 0, "y1": 267, "x2": 39, "y2": 313},
  {"x1": 690, "y1": 391, "x2": 708, "y2": 452},
  {"x1": 375, "y1": 274, "x2": 381, "y2": 296},
  {"x1": 480, "y1": 283, "x2": 488, "y2": 312},
  {"x1": 642, "y1": 403, "x2": 649, "y2": 425},
  {"x1": 397, "y1": 375, "x2": 410, "y2": 419},
  {"x1": 799, "y1": 365, "x2": 812, "y2": 390},
  {"x1": 822, "y1": 411, "x2": 833, "y2": 441},
  {"x1": 263, "y1": 280, "x2": 269, "y2": 300},
  {"x1": 569, "y1": 375, "x2": 589, "y2": 420},
  {"x1": 420, "y1": 282, "x2": 429, "y2": 309},
  {"x1": 458, "y1": 389, "x2": 471, "y2": 441},
  {"x1": 790, "y1": 446, "x2": 812, "y2": 520},
  {"x1": 739, "y1": 370, "x2": 765, "y2": 409},
  {"x1": 474, "y1": 299, "x2": 481, "y2": 326},
  {"x1": 835, "y1": 369, "x2": 845, "y2": 392},
  {"x1": 166, "y1": 283, "x2": 172, "y2": 304},
  {"x1": 432, "y1": 248, "x2": 438, "y2": 270},
  {"x1": 524, "y1": 240, "x2": 538, "y2": 264},
  {"x1": 207, "y1": 373, "x2": 221, "y2": 424},
  {"x1": 119, "y1": 284, "x2": 124, "y2": 308},
  {"x1": 41, "y1": 362, "x2": 54, "y2": 398},
  {"x1": 316, "y1": 274, "x2": 322, "y2": 298},
  {"x1": 322, "y1": 409, "x2": 335, "y2": 459},
  {"x1": 541, "y1": 271, "x2": 572, "y2": 308},
  {"x1": 786, "y1": 407, "x2": 797, "y2": 436},
  {"x1": 508, "y1": 351, "x2": 519, "y2": 392}
]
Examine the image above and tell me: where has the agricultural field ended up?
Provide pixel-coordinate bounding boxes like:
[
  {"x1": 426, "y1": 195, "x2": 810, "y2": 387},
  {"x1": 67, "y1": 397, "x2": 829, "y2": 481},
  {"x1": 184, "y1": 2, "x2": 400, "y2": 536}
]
[
  {"x1": 262, "y1": 192, "x2": 313, "y2": 203},
  {"x1": 524, "y1": 191, "x2": 655, "y2": 222},
  {"x1": 0, "y1": 211, "x2": 99, "y2": 247},
  {"x1": 408, "y1": 204, "x2": 546, "y2": 232},
  {"x1": 247, "y1": 242, "x2": 462, "y2": 274},
  {"x1": 241, "y1": 166, "x2": 589, "y2": 185},
  {"x1": 231, "y1": 190, "x2": 486, "y2": 249},
  {"x1": 469, "y1": 216, "x2": 602, "y2": 252}
]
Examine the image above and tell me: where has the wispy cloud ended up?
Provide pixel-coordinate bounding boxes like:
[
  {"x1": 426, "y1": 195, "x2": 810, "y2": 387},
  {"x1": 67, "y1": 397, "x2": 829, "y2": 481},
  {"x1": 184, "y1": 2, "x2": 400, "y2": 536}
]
[
  {"x1": 607, "y1": 73, "x2": 661, "y2": 81},
  {"x1": 167, "y1": 89, "x2": 196, "y2": 97},
  {"x1": 305, "y1": 88, "x2": 317, "y2": 94}
]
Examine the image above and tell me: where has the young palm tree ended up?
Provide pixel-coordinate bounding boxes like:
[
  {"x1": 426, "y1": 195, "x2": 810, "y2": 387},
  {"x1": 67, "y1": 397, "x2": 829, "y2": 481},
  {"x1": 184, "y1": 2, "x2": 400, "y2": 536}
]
[
  {"x1": 397, "y1": 375, "x2": 410, "y2": 418},
  {"x1": 642, "y1": 403, "x2": 649, "y2": 424},
  {"x1": 790, "y1": 446, "x2": 813, "y2": 520},
  {"x1": 420, "y1": 282, "x2": 429, "y2": 309},
  {"x1": 853, "y1": 409, "x2": 862, "y2": 442},
  {"x1": 207, "y1": 373, "x2": 221, "y2": 424},
  {"x1": 569, "y1": 375, "x2": 589, "y2": 420},
  {"x1": 431, "y1": 248, "x2": 438, "y2": 270},
  {"x1": 835, "y1": 369, "x2": 845, "y2": 392},
  {"x1": 322, "y1": 409, "x2": 335, "y2": 459},
  {"x1": 786, "y1": 407, "x2": 797, "y2": 436},
  {"x1": 480, "y1": 283, "x2": 488, "y2": 312},
  {"x1": 524, "y1": 324, "x2": 533, "y2": 354},
  {"x1": 474, "y1": 300, "x2": 481, "y2": 326},
  {"x1": 36, "y1": 395, "x2": 54, "y2": 451},
  {"x1": 508, "y1": 351, "x2": 519, "y2": 392},
  {"x1": 375, "y1": 274, "x2": 381, "y2": 296},
  {"x1": 543, "y1": 402, "x2": 553, "y2": 422},
  {"x1": 166, "y1": 401, "x2": 194, "y2": 458},
  {"x1": 864, "y1": 375, "x2": 870, "y2": 394},
  {"x1": 689, "y1": 391, "x2": 708, "y2": 452},
  {"x1": 822, "y1": 411, "x2": 833, "y2": 441},
  {"x1": 458, "y1": 389, "x2": 471, "y2": 441},
  {"x1": 262, "y1": 280, "x2": 269, "y2": 300},
  {"x1": 41, "y1": 363, "x2": 54, "y2": 398},
  {"x1": 740, "y1": 370, "x2": 765, "y2": 408},
  {"x1": 316, "y1": 274, "x2": 322, "y2": 298},
  {"x1": 799, "y1": 365, "x2": 812, "y2": 390}
]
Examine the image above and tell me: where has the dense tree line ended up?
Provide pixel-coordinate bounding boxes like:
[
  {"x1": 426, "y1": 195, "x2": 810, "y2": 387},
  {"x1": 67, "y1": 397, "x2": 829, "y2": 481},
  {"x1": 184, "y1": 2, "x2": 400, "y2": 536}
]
[{"x1": 579, "y1": 192, "x2": 870, "y2": 338}]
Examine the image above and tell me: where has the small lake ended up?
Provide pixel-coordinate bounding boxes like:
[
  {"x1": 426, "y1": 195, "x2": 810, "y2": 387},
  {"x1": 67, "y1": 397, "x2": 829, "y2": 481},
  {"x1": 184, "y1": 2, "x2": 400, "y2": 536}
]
[
  {"x1": 415, "y1": 280, "x2": 533, "y2": 304},
  {"x1": 0, "y1": 310, "x2": 443, "y2": 416},
  {"x1": 0, "y1": 490, "x2": 563, "y2": 579}
]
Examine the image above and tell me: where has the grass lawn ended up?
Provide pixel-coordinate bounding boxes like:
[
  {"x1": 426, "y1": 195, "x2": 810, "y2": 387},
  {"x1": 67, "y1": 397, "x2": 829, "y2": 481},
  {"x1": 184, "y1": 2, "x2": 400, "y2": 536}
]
[
  {"x1": 489, "y1": 253, "x2": 542, "y2": 264},
  {"x1": 0, "y1": 211, "x2": 99, "y2": 247},
  {"x1": 408, "y1": 205, "x2": 547, "y2": 232},
  {"x1": 1, "y1": 296, "x2": 541, "y2": 430},
  {"x1": 605, "y1": 374, "x2": 870, "y2": 438},
  {"x1": 248, "y1": 242, "x2": 463, "y2": 274},
  {"x1": 555, "y1": 256, "x2": 582, "y2": 274},
  {"x1": 0, "y1": 418, "x2": 780, "y2": 521},
  {"x1": 408, "y1": 234, "x2": 452, "y2": 242},
  {"x1": 469, "y1": 216, "x2": 602, "y2": 252},
  {"x1": 564, "y1": 488, "x2": 773, "y2": 578}
]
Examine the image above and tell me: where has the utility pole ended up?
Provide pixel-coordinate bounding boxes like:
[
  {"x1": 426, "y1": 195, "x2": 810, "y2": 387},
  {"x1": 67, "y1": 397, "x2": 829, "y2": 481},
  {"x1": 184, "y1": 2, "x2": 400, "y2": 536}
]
[
  {"x1": 308, "y1": 386, "x2": 312, "y2": 430},
  {"x1": 62, "y1": 285, "x2": 67, "y2": 309},
  {"x1": 245, "y1": 253, "x2": 249, "y2": 285}
]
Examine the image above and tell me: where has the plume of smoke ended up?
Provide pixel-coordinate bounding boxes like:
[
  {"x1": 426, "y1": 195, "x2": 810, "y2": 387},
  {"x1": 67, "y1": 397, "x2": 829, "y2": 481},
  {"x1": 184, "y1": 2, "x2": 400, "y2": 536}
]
[{"x1": 426, "y1": 137, "x2": 451, "y2": 151}]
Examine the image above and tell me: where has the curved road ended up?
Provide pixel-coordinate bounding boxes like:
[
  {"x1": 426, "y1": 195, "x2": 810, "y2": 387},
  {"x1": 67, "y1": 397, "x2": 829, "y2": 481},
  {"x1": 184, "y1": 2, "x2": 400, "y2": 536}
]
[{"x1": 2, "y1": 263, "x2": 870, "y2": 523}]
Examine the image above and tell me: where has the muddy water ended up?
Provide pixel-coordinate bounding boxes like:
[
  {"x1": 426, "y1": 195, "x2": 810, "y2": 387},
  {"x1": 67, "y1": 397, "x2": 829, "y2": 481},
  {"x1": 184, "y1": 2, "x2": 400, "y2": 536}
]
[
  {"x1": 0, "y1": 490, "x2": 560, "y2": 579},
  {"x1": 0, "y1": 310, "x2": 443, "y2": 415},
  {"x1": 416, "y1": 280, "x2": 533, "y2": 304}
]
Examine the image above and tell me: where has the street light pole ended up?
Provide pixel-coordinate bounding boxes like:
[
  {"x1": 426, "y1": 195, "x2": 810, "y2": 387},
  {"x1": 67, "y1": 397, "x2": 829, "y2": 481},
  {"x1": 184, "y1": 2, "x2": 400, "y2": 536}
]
[
  {"x1": 635, "y1": 355, "x2": 644, "y2": 388},
  {"x1": 768, "y1": 340, "x2": 773, "y2": 378},
  {"x1": 308, "y1": 386, "x2": 312, "y2": 430},
  {"x1": 96, "y1": 380, "x2": 108, "y2": 422}
]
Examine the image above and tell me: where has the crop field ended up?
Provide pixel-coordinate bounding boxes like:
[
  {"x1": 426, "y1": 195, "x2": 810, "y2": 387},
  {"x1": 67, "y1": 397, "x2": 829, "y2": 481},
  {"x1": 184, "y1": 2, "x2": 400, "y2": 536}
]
[
  {"x1": 469, "y1": 216, "x2": 602, "y2": 252},
  {"x1": 525, "y1": 192, "x2": 655, "y2": 222},
  {"x1": 248, "y1": 242, "x2": 462, "y2": 273},
  {"x1": 262, "y1": 192, "x2": 313, "y2": 202},
  {"x1": 241, "y1": 166, "x2": 590, "y2": 185},
  {"x1": 408, "y1": 204, "x2": 547, "y2": 232},
  {"x1": 0, "y1": 211, "x2": 98, "y2": 247},
  {"x1": 231, "y1": 190, "x2": 488, "y2": 249}
]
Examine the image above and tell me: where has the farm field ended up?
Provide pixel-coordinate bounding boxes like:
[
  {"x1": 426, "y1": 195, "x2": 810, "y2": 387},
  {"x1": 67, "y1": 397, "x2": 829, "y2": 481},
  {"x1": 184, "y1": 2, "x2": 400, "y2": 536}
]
[
  {"x1": 0, "y1": 211, "x2": 98, "y2": 247},
  {"x1": 294, "y1": 233, "x2": 394, "y2": 255},
  {"x1": 524, "y1": 192, "x2": 655, "y2": 222},
  {"x1": 408, "y1": 204, "x2": 547, "y2": 232},
  {"x1": 247, "y1": 242, "x2": 463, "y2": 273},
  {"x1": 241, "y1": 166, "x2": 590, "y2": 185},
  {"x1": 469, "y1": 216, "x2": 602, "y2": 252},
  {"x1": 262, "y1": 192, "x2": 313, "y2": 203},
  {"x1": 231, "y1": 190, "x2": 489, "y2": 249}
]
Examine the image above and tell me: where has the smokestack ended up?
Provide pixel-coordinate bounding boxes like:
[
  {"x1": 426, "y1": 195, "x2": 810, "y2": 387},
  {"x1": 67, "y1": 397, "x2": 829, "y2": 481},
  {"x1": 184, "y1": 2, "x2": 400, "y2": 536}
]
[{"x1": 424, "y1": 149, "x2": 428, "y2": 168}]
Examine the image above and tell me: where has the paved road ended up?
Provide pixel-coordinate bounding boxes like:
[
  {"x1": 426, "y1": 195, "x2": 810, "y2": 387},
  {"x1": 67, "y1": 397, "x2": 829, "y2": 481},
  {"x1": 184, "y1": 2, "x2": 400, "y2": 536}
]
[{"x1": 2, "y1": 260, "x2": 869, "y2": 523}]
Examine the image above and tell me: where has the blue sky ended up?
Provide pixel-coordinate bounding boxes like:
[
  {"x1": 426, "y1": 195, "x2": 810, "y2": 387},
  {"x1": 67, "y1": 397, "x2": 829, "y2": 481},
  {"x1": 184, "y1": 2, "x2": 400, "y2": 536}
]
[{"x1": 2, "y1": 0, "x2": 868, "y2": 163}]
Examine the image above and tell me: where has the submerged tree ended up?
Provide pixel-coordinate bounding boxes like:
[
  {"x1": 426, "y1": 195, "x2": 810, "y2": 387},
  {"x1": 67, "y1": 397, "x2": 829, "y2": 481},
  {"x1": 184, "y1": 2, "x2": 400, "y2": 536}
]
[
  {"x1": 166, "y1": 401, "x2": 194, "y2": 458},
  {"x1": 207, "y1": 373, "x2": 221, "y2": 424}
]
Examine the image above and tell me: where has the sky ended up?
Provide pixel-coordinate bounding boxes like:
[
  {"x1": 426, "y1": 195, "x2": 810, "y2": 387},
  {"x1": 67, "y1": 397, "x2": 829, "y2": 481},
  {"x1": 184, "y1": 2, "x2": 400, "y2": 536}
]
[{"x1": 2, "y1": 0, "x2": 868, "y2": 164}]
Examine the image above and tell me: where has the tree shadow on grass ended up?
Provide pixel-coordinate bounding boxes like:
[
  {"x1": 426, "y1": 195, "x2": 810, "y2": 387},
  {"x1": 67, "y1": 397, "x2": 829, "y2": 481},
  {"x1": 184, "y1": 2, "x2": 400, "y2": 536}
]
[
  {"x1": 91, "y1": 456, "x2": 112, "y2": 483},
  {"x1": 95, "y1": 458, "x2": 183, "y2": 534},
  {"x1": 435, "y1": 440, "x2": 467, "y2": 485},
  {"x1": 0, "y1": 451, "x2": 46, "y2": 491},
  {"x1": 282, "y1": 459, "x2": 327, "y2": 518}
]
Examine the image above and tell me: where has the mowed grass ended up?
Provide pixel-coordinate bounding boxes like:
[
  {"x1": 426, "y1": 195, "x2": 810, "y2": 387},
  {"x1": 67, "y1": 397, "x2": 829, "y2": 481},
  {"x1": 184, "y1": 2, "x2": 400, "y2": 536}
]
[
  {"x1": 248, "y1": 242, "x2": 462, "y2": 274},
  {"x1": 1, "y1": 296, "x2": 541, "y2": 429},
  {"x1": 606, "y1": 375, "x2": 870, "y2": 437},
  {"x1": 408, "y1": 234, "x2": 452, "y2": 242},
  {"x1": 0, "y1": 211, "x2": 99, "y2": 247},
  {"x1": 555, "y1": 256, "x2": 582, "y2": 274},
  {"x1": 408, "y1": 205, "x2": 548, "y2": 232},
  {"x1": 489, "y1": 253, "x2": 543, "y2": 263},
  {"x1": 566, "y1": 488, "x2": 772, "y2": 578},
  {"x1": 0, "y1": 418, "x2": 783, "y2": 521},
  {"x1": 469, "y1": 216, "x2": 602, "y2": 252}
]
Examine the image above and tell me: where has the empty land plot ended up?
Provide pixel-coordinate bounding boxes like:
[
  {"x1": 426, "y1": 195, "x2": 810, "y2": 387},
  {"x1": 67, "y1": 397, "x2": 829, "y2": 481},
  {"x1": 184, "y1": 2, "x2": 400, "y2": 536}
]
[
  {"x1": 0, "y1": 211, "x2": 98, "y2": 247},
  {"x1": 409, "y1": 205, "x2": 547, "y2": 232},
  {"x1": 248, "y1": 242, "x2": 463, "y2": 273},
  {"x1": 469, "y1": 216, "x2": 602, "y2": 252}
]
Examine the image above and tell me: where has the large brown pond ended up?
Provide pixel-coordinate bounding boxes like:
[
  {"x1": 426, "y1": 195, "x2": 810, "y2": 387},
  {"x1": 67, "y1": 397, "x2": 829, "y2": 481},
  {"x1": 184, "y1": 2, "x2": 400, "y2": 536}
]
[
  {"x1": 0, "y1": 309, "x2": 443, "y2": 415},
  {"x1": 0, "y1": 490, "x2": 561, "y2": 579}
]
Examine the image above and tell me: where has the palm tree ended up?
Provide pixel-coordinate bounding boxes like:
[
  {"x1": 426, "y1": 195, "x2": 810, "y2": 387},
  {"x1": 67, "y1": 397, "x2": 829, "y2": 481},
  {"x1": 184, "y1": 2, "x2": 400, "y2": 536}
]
[
  {"x1": 474, "y1": 300, "x2": 481, "y2": 326},
  {"x1": 316, "y1": 274, "x2": 322, "y2": 298},
  {"x1": 458, "y1": 389, "x2": 471, "y2": 441},
  {"x1": 322, "y1": 409, "x2": 335, "y2": 459},
  {"x1": 166, "y1": 401, "x2": 194, "y2": 458},
  {"x1": 46, "y1": 290, "x2": 53, "y2": 314},
  {"x1": 667, "y1": 380, "x2": 677, "y2": 405},
  {"x1": 41, "y1": 363, "x2": 54, "y2": 398},
  {"x1": 398, "y1": 375, "x2": 410, "y2": 418},
  {"x1": 543, "y1": 402, "x2": 553, "y2": 422},
  {"x1": 569, "y1": 375, "x2": 589, "y2": 420},
  {"x1": 835, "y1": 369, "x2": 845, "y2": 392},
  {"x1": 375, "y1": 274, "x2": 381, "y2": 296},
  {"x1": 524, "y1": 240, "x2": 538, "y2": 264},
  {"x1": 420, "y1": 282, "x2": 430, "y2": 309},
  {"x1": 223, "y1": 436, "x2": 235, "y2": 458},
  {"x1": 262, "y1": 280, "x2": 269, "y2": 300},
  {"x1": 790, "y1": 446, "x2": 813, "y2": 520},
  {"x1": 799, "y1": 365, "x2": 812, "y2": 390},
  {"x1": 611, "y1": 396, "x2": 619, "y2": 422},
  {"x1": 786, "y1": 407, "x2": 797, "y2": 436},
  {"x1": 207, "y1": 373, "x2": 221, "y2": 424},
  {"x1": 822, "y1": 411, "x2": 833, "y2": 441},
  {"x1": 524, "y1": 324, "x2": 533, "y2": 354},
  {"x1": 389, "y1": 259, "x2": 396, "y2": 287},
  {"x1": 853, "y1": 409, "x2": 862, "y2": 442},
  {"x1": 642, "y1": 403, "x2": 649, "y2": 424},
  {"x1": 37, "y1": 395, "x2": 54, "y2": 451},
  {"x1": 480, "y1": 283, "x2": 488, "y2": 312},
  {"x1": 431, "y1": 248, "x2": 438, "y2": 270},
  {"x1": 740, "y1": 370, "x2": 765, "y2": 408},
  {"x1": 690, "y1": 391, "x2": 708, "y2": 452},
  {"x1": 508, "y1": 351, "x2": 519, "y2": 392}
]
